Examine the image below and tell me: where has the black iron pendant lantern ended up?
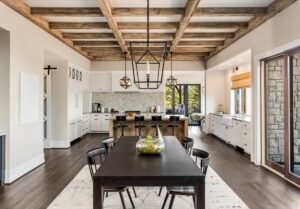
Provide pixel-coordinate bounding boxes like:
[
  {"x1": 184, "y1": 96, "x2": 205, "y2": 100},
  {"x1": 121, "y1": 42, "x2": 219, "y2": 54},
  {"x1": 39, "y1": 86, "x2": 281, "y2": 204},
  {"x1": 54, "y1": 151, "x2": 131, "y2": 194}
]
[
  {"x1": 120, "y1": 52, "x2": 132, "y2": 89},
  {"x1": 129, "y1": 0, "x2": 168, "y2": 89},
  {"x1": 166, "y1": 52, "x2": 178, "y2": 88}
]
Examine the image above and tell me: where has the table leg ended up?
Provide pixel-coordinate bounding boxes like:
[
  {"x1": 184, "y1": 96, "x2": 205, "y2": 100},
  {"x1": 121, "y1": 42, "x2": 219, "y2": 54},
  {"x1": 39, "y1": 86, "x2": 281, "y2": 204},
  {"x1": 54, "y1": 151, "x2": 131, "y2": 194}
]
[
  {"x1": 93, "y1": 179, "x2": 103, "y2": 209},
  {"x1": 195, "y1": 179, "x2": 205, "y2": 209}
]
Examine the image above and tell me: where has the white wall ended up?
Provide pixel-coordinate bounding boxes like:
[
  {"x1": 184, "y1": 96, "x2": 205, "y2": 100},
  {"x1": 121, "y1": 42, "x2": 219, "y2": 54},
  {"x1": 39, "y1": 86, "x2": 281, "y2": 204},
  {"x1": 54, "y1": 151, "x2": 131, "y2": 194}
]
[
  {"x1": 207, "y1": 1, "x2": 300, "y2": 165},
  {"x1": 0, "y1": 3, "x2": 91, "y2": 183}
]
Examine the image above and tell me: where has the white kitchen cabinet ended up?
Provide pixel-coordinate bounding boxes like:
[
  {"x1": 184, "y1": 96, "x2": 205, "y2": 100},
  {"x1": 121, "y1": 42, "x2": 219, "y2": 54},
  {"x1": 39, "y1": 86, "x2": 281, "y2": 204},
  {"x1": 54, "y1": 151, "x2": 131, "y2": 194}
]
[
  {"x1": 210, "y1": 114, "x2": 252, "y2": 155},
  {"x1": 90, "y1": 73, "x2": 112, "y2": 92},
  {"x1": 82, "y1": 114, "x2": 90, "y2": 135},
  {"x1": 69, "y1": 120, "x2": 83, "y2": 142},
  {"x1": 232, "y1": 120, "x2": 242, "y2": 147},
  {"x1": 91, "y1": 114, "x2": 101, "y2": 131},
  {"x1": 100, "y1": 114, "x2": 110, "y2": 132}
]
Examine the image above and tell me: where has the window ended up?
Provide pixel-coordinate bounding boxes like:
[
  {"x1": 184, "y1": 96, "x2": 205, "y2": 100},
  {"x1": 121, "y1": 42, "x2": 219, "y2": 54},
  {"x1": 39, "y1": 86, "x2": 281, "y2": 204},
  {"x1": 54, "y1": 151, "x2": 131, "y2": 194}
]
[
  {"x1": 231, "y1": 88, "x2": 250, "y2": 114},
  {"x1": 165, "y1": 84, "x2": 201, "y2": 116}
]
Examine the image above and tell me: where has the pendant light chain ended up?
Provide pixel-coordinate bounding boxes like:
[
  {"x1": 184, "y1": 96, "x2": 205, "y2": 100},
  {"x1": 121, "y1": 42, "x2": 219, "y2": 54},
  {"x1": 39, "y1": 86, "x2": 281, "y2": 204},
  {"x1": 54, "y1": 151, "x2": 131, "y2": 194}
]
[
  {"x1": 147, "y1": 0, "x2": 149, "y2": 50},
  {"x1": 124, "y1": 52, "x2": 127, "y2": 76},
  {"x1": 171, "y1": 52, "x2": 173, "y2": 77}
]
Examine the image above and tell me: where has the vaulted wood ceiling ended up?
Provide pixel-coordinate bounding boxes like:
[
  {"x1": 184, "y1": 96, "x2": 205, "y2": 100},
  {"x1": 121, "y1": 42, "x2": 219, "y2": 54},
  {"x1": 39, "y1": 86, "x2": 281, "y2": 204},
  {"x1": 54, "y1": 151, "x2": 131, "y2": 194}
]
[{"x1": 2, "y1": 0, "x2": 297, "y2": 61}]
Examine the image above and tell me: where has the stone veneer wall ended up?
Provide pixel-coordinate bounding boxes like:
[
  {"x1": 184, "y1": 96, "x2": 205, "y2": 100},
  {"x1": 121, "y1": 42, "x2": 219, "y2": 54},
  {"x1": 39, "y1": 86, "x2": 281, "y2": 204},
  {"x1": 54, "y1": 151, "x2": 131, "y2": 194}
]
[
  {"x1": 92, "y1": 92, "x2": 165, "y2": 113},
  {"x1": 266, "y1": 58, "x2": 285, "y2": 163},
  {"x1": 292, "y1": 53, "x2": 300, "y2": 164}
]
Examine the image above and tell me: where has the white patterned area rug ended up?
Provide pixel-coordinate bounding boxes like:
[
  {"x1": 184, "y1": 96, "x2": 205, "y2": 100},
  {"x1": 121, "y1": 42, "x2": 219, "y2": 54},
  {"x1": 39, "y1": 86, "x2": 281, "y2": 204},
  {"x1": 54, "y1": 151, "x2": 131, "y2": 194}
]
[{"x1": 47, "y1": 166, "x2": 248, "y2": 209}]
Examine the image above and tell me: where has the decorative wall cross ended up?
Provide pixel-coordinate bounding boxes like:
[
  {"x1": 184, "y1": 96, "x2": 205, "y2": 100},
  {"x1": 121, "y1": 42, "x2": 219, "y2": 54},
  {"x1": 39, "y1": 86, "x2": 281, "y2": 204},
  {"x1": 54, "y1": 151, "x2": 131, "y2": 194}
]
[{"x1": 44, "y1": 65, "x2": 57, "y2": 75}]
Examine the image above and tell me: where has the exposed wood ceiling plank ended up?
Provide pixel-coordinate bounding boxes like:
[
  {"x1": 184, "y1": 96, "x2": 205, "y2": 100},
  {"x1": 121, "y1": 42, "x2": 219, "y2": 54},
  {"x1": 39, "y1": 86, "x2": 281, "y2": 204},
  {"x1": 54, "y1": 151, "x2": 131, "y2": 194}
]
[
  {"x1": 81, "y1": 47, "x2": 121, "y2": 52},
  {"x1": 1, "y1": 0, "x2": 90, "y2": 59},
  {"x1": 73, "y1": 41, "x2": 119, "y2": 46},
  {"x1": 123, "y1": 33, "x2": 174, "y2": 40},
  {"x1": 179, "y1": 40, "x2": 224, "y2": 46},
  {"x1": 209, "y1": 0, "x2": 298, "y2": 58},
  {"x1": 173, "y1": 47, "x2": 216, "y2": 53},
  {"x1": 171, "y1": 0, "x2": 201, "y2": 52},
  {"x1": 63, "y1": 33, "x2": 115, "y2": 39},
  {"x1": 31, "y1": 7, "x2": 103, "y2": 16},
  {"x1": 49, "y1": 22, "x2": 109, "y2": 29},
  {"x1": 182, "y1": 33, "x2": 234, "y2": 39},
  {"x1": 188, "y1": 22, "x2": 248, "y2": 29},
  {"x1": 194, "y1": 7, "x2": 267, "y2": 16},
  {"x1": 96, "y1": 0, "x2": 127, "y2": 52},
  {"x1": 111, "y1": 8, "x2": 184, "y2": 16},
  {"x1": 118, "y1": 22, "x2": 178, "y2": 29}
]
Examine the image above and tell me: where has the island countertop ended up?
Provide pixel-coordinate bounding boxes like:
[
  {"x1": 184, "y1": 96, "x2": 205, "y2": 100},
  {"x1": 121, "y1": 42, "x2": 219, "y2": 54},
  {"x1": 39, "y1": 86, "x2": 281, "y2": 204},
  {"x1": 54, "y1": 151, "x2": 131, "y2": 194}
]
[{"x1": 109, "y1": 115, "x2": 189, "y2": 121}]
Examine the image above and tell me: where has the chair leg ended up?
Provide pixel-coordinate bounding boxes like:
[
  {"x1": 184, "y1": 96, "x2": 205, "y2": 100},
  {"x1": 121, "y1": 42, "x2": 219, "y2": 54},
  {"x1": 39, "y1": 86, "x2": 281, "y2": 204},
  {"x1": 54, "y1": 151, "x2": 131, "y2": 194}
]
[
  {"x1": 193, "y1": 196, "x2": 195, "y2": 208},
  {"x1": 158, "y1": 186, "x2": 163, "y2": 196},
  {"x1": 161, "y1": 193, "x2": 169, "y2": 209},
  {"x1": 132, "y1": 187, "x2": 137, "y2": 198},
  {"x1": 126, "y1": 189, "x2": 135, "y2": 208},
  {"x1": 106, "y1": 192, "x2": 108, "y2": 198},
  {"x1": 119, "y1": 192, "x2": 126, "y2": 209},
  {"x1": 168, "y1": 195, "x2": 175, "y2": 209}
]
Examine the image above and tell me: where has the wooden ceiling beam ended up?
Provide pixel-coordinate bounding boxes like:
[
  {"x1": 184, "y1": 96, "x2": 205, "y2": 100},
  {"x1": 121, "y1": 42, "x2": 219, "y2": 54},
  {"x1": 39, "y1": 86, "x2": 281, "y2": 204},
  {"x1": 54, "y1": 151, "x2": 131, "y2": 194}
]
[
  {"x1": 188, "y1": 22, "x2": 248, "y2": 29},
  {"x1": 49, "y1": 22, "x2": 110, "y2": 29},
  {"x1": 81, "y1": 47, "x2": 122, "y2": 52},
  {"x1": 182, "y1": 33, "x2": 234, "y2": 39},
  {"x1": 1, "y1": 0, "x2": 90, "y2": 59},
  {"x1": 171, "y1": 0, "x2": 201, "y2": 52},
  {"x1": 179, "y1": 40, "x2": 224, "y2": 46},
  {"x1": 30, "y1": 7, "x2": 267, "y2": 17},
  {"x1": 209, "y1": 0, "x2": 298, "y2": 58},
  {"x1": 173, "y1": 47, "x2": 216, "y2": 53},
  {"x1": 194, "y1": 7, "x2": 267, "y2": 16},
  {"x1": 31, "y1": 7, "x2": 103, "y2": 16},
  {"x1": 96, "y1": 0, "x2": 127, "y2": 52}
]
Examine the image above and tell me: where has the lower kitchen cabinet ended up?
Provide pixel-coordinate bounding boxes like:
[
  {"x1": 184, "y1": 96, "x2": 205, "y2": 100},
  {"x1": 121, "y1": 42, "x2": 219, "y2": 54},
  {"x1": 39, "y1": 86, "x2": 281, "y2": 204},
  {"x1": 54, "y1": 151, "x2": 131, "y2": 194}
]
[
  {"x1": 69, "y1": 120, "x2": 83, "y2": 142},
  {"x1": 210, "y1": 114, "x2": 252, "y2": 154},
  {"x1": 90, "y1": 113, "x2": 110, "y2": 132}
]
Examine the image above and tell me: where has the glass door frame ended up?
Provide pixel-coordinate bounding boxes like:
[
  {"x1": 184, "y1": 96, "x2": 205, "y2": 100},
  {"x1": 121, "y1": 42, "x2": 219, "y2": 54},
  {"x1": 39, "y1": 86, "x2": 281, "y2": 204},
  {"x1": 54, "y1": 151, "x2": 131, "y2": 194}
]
[{"x1": 262, "y1": 47, "x2": 300, "y2": 186}]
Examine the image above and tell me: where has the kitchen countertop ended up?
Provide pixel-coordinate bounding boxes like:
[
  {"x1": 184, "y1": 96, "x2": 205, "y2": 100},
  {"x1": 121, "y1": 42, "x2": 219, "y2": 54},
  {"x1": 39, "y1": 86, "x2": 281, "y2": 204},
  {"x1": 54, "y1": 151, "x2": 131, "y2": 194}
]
[
  {"x1": 0, "y1": 133, "x2": 6, "y2": 136},
  {"x1": 211, "y1": 113, "x2": 251, "y2": 123},
  {"x1": 110, "y1": 115, "x2": 188, "y2": 121}
]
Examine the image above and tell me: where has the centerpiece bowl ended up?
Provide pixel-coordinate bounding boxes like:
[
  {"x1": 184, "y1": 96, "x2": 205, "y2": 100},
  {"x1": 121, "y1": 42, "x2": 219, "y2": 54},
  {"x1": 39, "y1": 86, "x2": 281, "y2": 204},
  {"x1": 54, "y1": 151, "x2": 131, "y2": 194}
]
[{"x1": 136, "y1": 135, "x2": 165, "y2": 155}]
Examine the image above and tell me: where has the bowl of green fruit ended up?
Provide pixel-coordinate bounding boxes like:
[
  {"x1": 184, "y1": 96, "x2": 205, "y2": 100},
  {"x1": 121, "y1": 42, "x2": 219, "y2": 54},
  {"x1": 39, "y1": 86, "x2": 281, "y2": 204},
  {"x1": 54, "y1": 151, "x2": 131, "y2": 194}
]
[{"x1": 136, "y1": 135, "x2": 165, "y2": 155}]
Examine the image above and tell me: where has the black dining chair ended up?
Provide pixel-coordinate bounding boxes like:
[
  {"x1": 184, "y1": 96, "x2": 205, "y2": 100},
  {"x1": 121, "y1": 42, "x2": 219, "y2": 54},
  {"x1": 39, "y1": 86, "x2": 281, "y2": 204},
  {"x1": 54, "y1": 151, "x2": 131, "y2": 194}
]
[
  {"x1": 114, "y1": 116, "x2": 128, "y2": 136},
  {"x1": 168, "y1": 116, "x2": 180, "y2": 136},
  {"x1": 86, "y1": 148, "x2": 135, "y2": 209},
  {"x1": 182, "y1": 137, "x2": 194, "y2": 155},
  {"x1": 161, "y1": 149, "x2": 210, "y2": 209},
  {"x1": 135, "y1": 115, "x2": 146, "y2": 136},
  {"x1": 151, "y1": 115, "x2": 163, "y2": 136}
]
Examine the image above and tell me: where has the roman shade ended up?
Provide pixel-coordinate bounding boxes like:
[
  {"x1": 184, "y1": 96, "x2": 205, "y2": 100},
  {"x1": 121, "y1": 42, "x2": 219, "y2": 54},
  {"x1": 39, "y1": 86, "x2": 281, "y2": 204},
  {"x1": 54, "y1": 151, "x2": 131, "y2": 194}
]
[{"x1": 231, "y1": 72, "x2": 251, "y2": 89}]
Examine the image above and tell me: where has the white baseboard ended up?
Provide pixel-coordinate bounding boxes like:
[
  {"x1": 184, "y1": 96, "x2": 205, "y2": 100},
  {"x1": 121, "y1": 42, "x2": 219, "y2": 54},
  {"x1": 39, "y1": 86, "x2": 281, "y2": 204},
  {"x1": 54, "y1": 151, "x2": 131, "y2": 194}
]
[
  {"x1": 5, "y1": 154, "x2": 45, "y2": 183},
  {"x1": 51, "y1": 140, "x2": 70, "y2": 148}
]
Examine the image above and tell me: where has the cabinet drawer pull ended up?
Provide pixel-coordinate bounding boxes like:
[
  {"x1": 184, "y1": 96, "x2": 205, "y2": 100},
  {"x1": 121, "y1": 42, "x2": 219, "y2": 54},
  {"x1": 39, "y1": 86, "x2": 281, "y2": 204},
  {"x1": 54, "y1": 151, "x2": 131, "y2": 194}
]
[
  {"x1": 94, "y1": 119, "x2": 99, "y2": 121},
  {"x1": 243, "y1": 133, "x2": 247, "y2": 135},
  {"x1": 244, "y1": 143, "x2": 247, "y2": 146}
]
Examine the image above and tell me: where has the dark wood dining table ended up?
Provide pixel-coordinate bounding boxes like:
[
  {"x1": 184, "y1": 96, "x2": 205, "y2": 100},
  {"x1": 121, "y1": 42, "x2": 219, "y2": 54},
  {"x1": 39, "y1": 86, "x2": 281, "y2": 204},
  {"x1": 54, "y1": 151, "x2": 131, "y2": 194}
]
[{"x1": 93, "y1": 136, "x2": 205, "y2": 209}]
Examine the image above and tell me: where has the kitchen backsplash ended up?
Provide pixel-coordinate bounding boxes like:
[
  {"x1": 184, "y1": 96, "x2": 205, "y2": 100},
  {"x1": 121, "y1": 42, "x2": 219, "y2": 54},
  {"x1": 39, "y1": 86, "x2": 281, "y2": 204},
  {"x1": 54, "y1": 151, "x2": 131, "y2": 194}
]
[{"x1": 92, "y1": 92, "x2": 165, "y2": 112}]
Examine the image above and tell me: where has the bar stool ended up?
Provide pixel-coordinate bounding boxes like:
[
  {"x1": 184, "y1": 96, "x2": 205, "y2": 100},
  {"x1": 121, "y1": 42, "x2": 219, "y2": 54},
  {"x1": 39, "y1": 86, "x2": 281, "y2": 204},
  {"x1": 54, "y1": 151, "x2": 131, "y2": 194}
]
[
  {"x1": 168, "y1": 116, "x2": 180, "y2": 136},
  {"x1": 114, "y1": 115, "x2": 128, "y2": 136},
  {"x1": 151, "y1": 115, "x2": 162, "y2": 136},
  {"x1": 135, "y1": 115, "x2": 146, "y2": 136}
]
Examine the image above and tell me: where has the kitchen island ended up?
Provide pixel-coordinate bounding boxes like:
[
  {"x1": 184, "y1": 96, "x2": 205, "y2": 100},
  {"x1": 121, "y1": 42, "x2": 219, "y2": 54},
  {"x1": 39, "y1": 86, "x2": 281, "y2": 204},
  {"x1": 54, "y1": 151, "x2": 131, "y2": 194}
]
[{"x1": 109, "y1": 115, "x2": 188, "y2": 140}]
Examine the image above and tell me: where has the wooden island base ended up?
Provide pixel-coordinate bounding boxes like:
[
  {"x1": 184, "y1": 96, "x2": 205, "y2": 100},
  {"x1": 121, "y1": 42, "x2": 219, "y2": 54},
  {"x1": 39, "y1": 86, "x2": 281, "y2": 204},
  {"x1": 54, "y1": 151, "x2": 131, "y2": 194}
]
[{"x1": 109, "y1": 116, "x2": 188, "y2": 140}]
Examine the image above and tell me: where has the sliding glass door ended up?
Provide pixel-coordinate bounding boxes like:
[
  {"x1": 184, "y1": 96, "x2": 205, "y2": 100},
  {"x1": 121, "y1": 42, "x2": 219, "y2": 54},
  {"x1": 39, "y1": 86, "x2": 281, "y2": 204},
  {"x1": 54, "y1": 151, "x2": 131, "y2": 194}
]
[
  {"x1": 264, "y1": 49, "x2": 300, "y2": 185},
  {"x1": 289, "y1": 50, "x2": 300, "y2": 183}
]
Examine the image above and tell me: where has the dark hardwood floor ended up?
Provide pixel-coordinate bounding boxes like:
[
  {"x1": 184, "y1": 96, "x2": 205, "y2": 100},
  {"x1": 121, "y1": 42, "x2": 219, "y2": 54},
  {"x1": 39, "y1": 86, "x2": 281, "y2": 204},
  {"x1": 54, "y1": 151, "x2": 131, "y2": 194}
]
[{"x1": 0, "y1": 129, "x2": 299, "y2": 209}]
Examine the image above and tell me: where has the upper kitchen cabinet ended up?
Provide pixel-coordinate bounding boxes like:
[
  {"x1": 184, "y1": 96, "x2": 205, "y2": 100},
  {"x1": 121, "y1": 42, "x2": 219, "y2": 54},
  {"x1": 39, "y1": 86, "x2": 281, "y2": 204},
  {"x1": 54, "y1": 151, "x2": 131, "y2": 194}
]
[{"x1": 90, "y1": 72, "x2": 112, "y2": 92}]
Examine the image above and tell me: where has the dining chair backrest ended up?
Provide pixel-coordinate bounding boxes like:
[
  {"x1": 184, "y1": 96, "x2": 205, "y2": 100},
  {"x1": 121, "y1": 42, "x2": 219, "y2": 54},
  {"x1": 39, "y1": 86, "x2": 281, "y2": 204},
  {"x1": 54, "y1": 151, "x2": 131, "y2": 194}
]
[
  {"x1": 185, "y1": 140, "x2": 194, "y2": 155},
  {"x1": 192, "y1": 148, "x2": 210, "y2": 175},
  {"x1": 86, "y1": 147, "x2": 106, "y2": 177}
]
